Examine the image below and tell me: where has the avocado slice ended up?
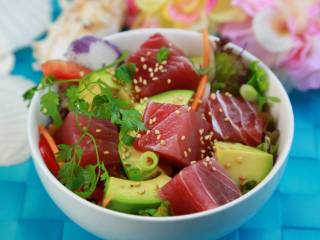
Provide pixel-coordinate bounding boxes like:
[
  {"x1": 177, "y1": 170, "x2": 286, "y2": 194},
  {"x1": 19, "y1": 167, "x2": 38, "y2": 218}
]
[
  {"x1": 79, "y1": 68, "x2": 121, "y2": 105},
  {"x1": 134, "y1": 89, "x2": 194, "y2": 114},
  {"x1": 104, "y1": 173, "x2": 171, "y2": 214},
  {"x1": 119, "y1": 143, "x2": 159, "y2": 181},
  {"x1": 215, "y1": 141, "x2": 273, "y2": 186}
]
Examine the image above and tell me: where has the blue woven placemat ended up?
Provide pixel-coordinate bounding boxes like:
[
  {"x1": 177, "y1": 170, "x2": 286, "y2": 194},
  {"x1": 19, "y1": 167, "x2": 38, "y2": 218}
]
[{"x1": 2, "y1": 4, "x2": 320, "y2": 238}]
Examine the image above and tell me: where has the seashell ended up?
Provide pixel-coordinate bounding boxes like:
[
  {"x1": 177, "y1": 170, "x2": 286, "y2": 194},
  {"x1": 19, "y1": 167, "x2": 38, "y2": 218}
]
[
  {"x1": 33, "y1": 0, "x2": 125, "y2": 65},
  {"x1": 0, "y1": 53, "x2": 15, "y2": 76},
  {"x1": 0, "y1": 0, "x2": 51, "y2": 55},
  {"x1": 0, "y1": 75, "x2": 35, "y2": 166}
]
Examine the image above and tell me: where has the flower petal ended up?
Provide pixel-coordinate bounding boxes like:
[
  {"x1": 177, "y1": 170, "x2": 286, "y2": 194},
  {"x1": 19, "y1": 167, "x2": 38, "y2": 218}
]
[{"x1": 253, "y1": 9, "x2": 296, "y2": 52}]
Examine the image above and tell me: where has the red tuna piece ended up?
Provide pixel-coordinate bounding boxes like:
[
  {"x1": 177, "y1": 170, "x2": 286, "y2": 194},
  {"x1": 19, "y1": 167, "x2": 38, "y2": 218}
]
[
  {"x1": 136, "y1": 102, "x2": 213, "y2": 168},
  {"x1": 160, "y1": 158, "x2": 241, "y2": 215},
  {"x1": 54, "y1": 112, "x2": 120, "y2": 171},
  {"x1": 127, "y1": 33, "x2": 200, "y2": 99},
  {"x1": 205, "y1": 91, "x2": 266, "y2": 146}
]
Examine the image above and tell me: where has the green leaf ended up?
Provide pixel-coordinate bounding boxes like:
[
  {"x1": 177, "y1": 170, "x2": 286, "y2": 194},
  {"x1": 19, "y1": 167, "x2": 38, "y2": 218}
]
[
  {"x1": 40, "y1": 90, "x2": 63, "y2": 127},
  {"x1": 115, "y1": 63, "x2": 136, "y2": 84},
  {"x1": 38, "y1": 76, "x2": 56, "y2": 90},
  {"x1": 156, "y1": 47, "x2": 170, "y2": 63},
  {"x1": 138, "y1": 201, "x2": 171, "y2": 216},
  {"x1": 240, "y1": 180, "x2": 257, "y2": 194},
  {"x1": 58, "y1": 161, "x2": 83, "y2": 190},
  {"x1": 100, "y1": 163, "x2": 110, "y2": 194},
  {"x1": 56, "y1": 144, "x2": 73, "y2": 162},
  {"x1": 22, "y1": 86, "x2": 38, "y2": 107},
  {"x1": 76, "y1": 164, "x2": 98, "y2": 198},
  {"x1": 66, "y1": 86, "x2": 92, "y2": 116}
]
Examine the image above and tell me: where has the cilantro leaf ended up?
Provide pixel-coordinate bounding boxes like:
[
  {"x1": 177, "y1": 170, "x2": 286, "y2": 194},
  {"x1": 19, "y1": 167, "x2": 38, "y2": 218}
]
[
  {"x1": 156, "y1": 47, "x2": 170, "y2": 63},
  {"x1": 40, "y1": 90, "x2": 63, "y2": 127},
  {"x1": 115, "y1": 63, "x2": 136, "y2": 84},
  {"x1": 22, "y1": 86, "x2": 38, "y2": 107},
  {"x1": 66, "y1": 86, "x2": 92, "y2": 116},
  {"x1": 76, "y1": 164, "x2": 99, "y2": 198},
  {"x1": 38, "y1": 76, "x2": 56, "y2": 90},
  {"x1": 58, "y1": 161, "x2": 83, "y2": 190},
  {"x1": 138, "y1": 201, "x2": 171, "y2": 217},
  {"x1": 240, "y1": 180, "x2": 257, "y2": 194}
]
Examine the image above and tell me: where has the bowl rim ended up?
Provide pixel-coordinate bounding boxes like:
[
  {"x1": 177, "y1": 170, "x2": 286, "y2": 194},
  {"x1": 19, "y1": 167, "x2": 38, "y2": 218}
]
[{"x1": 28, "y1": 28, "x2": 294, "y2": 222}]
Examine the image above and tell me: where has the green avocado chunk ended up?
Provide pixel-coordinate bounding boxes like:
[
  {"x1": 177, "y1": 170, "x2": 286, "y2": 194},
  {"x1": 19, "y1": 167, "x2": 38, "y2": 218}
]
[
  {"x1": 79, "y1": 68, "x2": 121, "y2": 105},
  {"x1": 104, "y1": 173, "x2": 171, "y2": 214},
  {"x1": 134, "y1": 89, "x2": 194, "y2": 114},
  {"x1": 119, "y1": 143, "x2": 159, "y2": 181},
  {"x1": 215, "y1": 141, "x2": 273, "y2": 186}
]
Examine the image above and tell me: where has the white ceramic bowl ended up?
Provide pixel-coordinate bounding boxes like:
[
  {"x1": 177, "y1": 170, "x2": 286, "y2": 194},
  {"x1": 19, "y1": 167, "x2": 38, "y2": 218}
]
[{"x1": 28, "y1": 29, "x2": 294, "y2": 240}]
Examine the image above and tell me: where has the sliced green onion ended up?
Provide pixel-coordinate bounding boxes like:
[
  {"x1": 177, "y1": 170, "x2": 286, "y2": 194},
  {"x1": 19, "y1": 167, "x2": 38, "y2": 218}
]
[{"x1": 240, "y1": 84, "x2": 258, "y2": 102}]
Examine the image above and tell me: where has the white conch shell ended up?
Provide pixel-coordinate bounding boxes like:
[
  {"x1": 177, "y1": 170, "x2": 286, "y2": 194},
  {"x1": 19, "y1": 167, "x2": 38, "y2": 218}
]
[
  {"x1": 0, "y1": 53, "x2": 15, "y2": 76},
  {"x1": 0, "y1": 75, "x2": 34, "y2": 166},
  {"x1": 0, "y1": 0, "x2": 51, "y2": 55},
  {"x1": 33, "y1": 0, "x2": 125, "y2": 65}
]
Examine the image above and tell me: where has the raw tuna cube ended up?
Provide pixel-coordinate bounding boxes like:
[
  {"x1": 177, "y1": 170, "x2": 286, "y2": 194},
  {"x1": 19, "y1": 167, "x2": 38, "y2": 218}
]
[
  {"x1": 54, "y1": 112, "x2": 120, "y2": 172},
  {"x1": 127, "y1": 33, "x2": 200, "y2": 99},
  {"x1": 136, "y1": 102, "x2": 213, "y2": 167},
  {"x1": 160, "y1": 158, "x2": 241, "y2": 215},
  {"x1": 205, "y1": 91, "x2": 266, "y2": 146}
]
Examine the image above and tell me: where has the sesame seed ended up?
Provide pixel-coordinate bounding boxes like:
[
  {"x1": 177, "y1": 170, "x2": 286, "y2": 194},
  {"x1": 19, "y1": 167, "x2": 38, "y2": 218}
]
[
  {"x1": 205, "y1": 135, "x2": 211, "y2": 140},
  {"x1": 208, "y1": 111, "x2": 212, "y2": 116},
  {"x1": 155, "y1": 129, "x2": 160, "y2": 135},
  {"x1": 160, "y1": 140, "x2": 166, "y2": 145},
  {"x1": 139, "y1": 76, "x2": 143, "y2": 83},
  {"x1": 180, "y1": 135, "x2": 186, "y2": 140},
  {"x1": 103, "y1": 150, "x2": 110, "y2": 155},
  {"x1": 199, "y1": 129, "x2": 204, "y2": 135},
  {"x1": 143, "y1": 80, "x2": 147, "y2": 85},
  {"x1": 154, "y1": 68, "x2": 158, "y2": 73},
  {"x1": 159, "y1": 65, "x2": 164, "y2": 70},
  {"x1": 150, "y1": 72, "x2": 154, "y2": 78},
  {"x1": 203, "y1": 161, "x2": 208, "y2": 167},
  {"x1": 148, "y1": 67, "x2": 153, "y2": 72},
  {"x1": 135, "y1": 86, "x2": 141, "y2": 93},
  {"x1": 142, "y1": 64, "x2": 147, "y2": 70},
  {"x1": 188, "y1": 148, "x2": 191, "y2": 153},
  {"x1": 156, "y1": 134, "x2": 161, "y2": 140},
  {"x1": 175, "y1": 110, "x2": 180, "y2": 114},
  {"x1": 184, "y1": 151, "x2": 188, "y2": 157},
  {"x1": 136, "y1": 133, "x2": 141, "y2": 138},
  {"x1": 190, "y1": 161, "x2": 197, "y2": 164},
  {"x1": 201, "y1": 149, "x2": 206, "y2": 153},
  {"x1": 79, "y1": 71, "x2": 85, "y2": 77},
  {"x1": 239, "y1": 176, "x2": 246, "y2": 181},
  {"x1": 205, "y1": 156, "x2": 211, "y2": 161},
  {"x1": 201, "y1": 154, "x2": 205, "y2": 158},
  {"x1": 167, "y1": 78, "x2": 172, "y2": 84},
  {"x1": 162, "y1": 60, "x2": 167, "y2": 65},
  {"x1": 133, "y1": 79, "x2": 138, "y2": 84},
  {"x1": 95, "y1": 129, "x2": 102, "y2": 133},
  {"x1": 212, "y1": 166, "x2": 217, "y2": 171},
  {"x1": 140, "y1": 56, "x2": 146, "y2": 62},
  {"x1": 210, "y1": 93, "x2": 216, "y2": 100},
  {"x1": 225, "y1": 92, "x2": 232, "y2": 97},
  {"x1": 219, "y1": 108, "x2": 223, "y2": 112},
  {"x1": 137, "y1": 189, "x2": 146, "y2": 195},
  {"x1": 224, "y1": 162, "x2": 232, "y2": 169},
  {"x1": 152, "y1": 77, "x2": 159, "y2": 81},
  {"x1": 155, "y1": 62, "x2": 159, "y2": 67},
  {"x1": 146, "y1": 130, "x2": 150, "y2": 134},
  {"x1": 147, "y1": 51, "x2": 151, "y2": 56}
]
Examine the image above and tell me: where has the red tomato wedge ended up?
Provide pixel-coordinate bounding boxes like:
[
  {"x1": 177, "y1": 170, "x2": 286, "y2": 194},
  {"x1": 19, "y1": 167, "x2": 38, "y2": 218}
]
[
  {"x1": 127, "y1": 33, "x2": 200, "y2": 99},
  {"x1": 160, "y1": 158, "x2": 241, "y2": 215},
  {"x1": 41, "y1": 60, "x2": 91, "y2": 80},
  {"x1": 54, "y1": 112, "x2": 121, "y2": 173},
  {"x1": 136, "y1": 102, "x2": 213, "y2": 168},
  {"x1": 39, "y1": 135, "x2": 59, "y2": 176},
  {"x1": 205, "y1": 92, "x2": 267, "y2": 146}
]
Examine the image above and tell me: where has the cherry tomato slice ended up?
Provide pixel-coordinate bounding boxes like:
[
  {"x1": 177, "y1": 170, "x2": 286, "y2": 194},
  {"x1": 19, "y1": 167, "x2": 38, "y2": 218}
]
[
  {"x1": 41, "y1": 60, "x2": 91, "y2": 80},
  {"x1": 39, "y1": 135, "x2": 60, "y2": 176}
]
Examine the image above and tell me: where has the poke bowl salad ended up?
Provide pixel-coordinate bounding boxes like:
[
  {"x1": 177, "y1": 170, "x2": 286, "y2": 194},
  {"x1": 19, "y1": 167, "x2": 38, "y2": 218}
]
[{"x1": 24, "y1": 30, "x2": 280, "y2": 217}]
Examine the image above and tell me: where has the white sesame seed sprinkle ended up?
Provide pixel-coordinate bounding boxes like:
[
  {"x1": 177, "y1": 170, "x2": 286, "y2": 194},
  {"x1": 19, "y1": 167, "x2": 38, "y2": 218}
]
[
  {"x1": 181, "y1": 135, "x2": 186, "y2": 140},
  {"x1": 95, "y1": 129, "x2": 102, "y2": 133}
]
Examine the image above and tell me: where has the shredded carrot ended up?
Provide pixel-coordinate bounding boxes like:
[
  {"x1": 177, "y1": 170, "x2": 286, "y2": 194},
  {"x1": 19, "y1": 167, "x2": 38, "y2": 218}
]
[
  {"x1": 102, "y1": 195, "x2": 112, "y2": 208},
  {"x1": 191, "y1": 29, "x2": 211, "y2": 111},
  {"x1": 38, "y1": 124, "x2": 59, "y2": 155}
]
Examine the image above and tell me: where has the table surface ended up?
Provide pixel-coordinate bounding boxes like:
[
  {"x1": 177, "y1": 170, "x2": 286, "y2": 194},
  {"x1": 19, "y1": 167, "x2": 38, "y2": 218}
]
[{"x1": 1, "y1": 4, "x2": 320, "y2": 239}]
